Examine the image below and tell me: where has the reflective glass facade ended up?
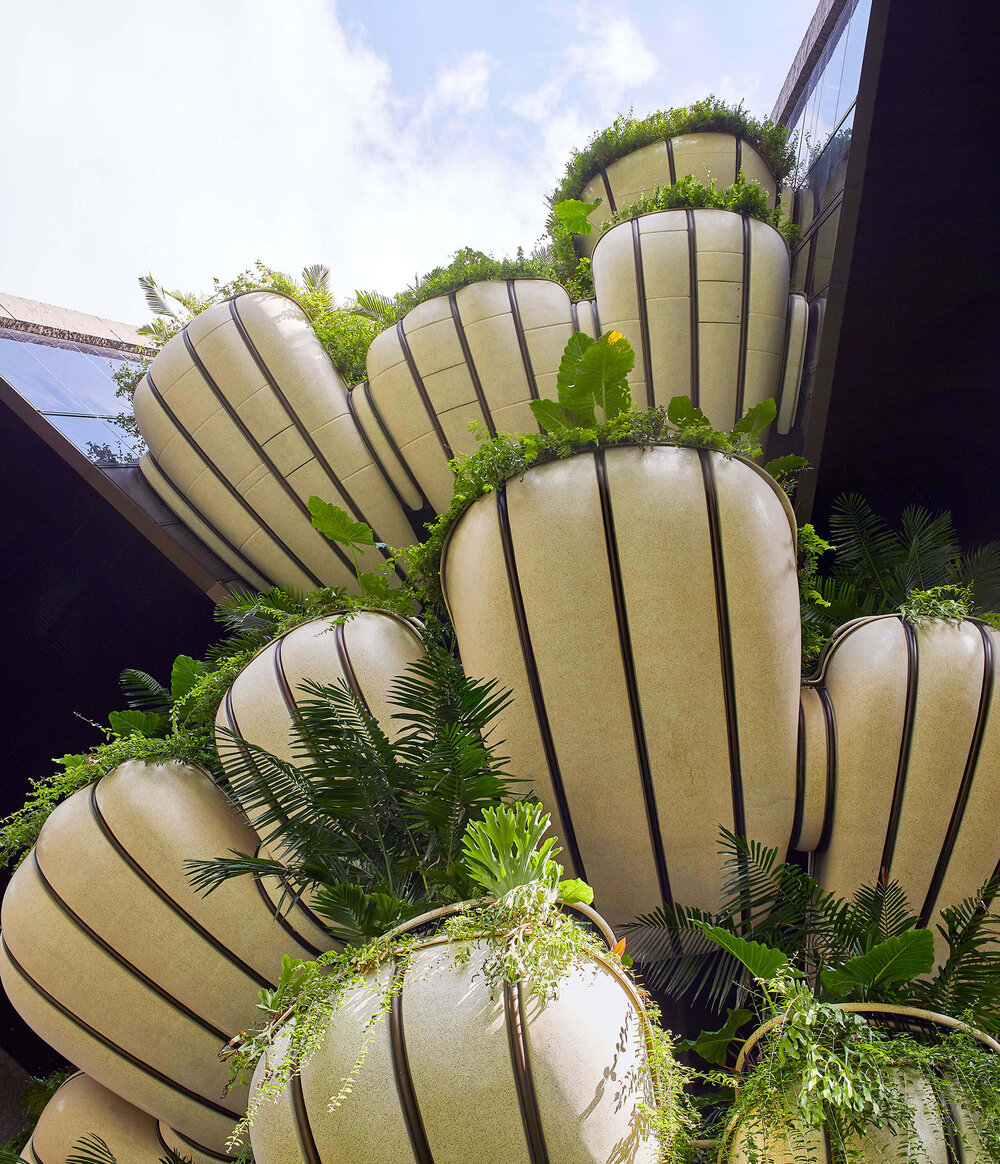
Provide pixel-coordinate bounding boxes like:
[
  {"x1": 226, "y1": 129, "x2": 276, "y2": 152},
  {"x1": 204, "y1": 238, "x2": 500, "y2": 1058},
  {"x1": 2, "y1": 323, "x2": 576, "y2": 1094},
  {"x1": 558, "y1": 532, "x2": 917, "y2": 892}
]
[{"x1": 0, "y1": 328, "x2": 142, "y2": 464}]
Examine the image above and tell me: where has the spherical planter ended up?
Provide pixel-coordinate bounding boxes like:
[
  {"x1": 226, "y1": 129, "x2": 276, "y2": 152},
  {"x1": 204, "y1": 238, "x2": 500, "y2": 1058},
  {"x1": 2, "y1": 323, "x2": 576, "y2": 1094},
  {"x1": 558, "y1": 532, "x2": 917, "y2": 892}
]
[
  {"x1": 0, "y1": 760, "x2": 331, "y2": 1157},
  {"x1": 248, "y1": 904, "x2": 661, "y2": 1164},
  {"x1": 359, "y1": 278, "x2": 599, "y2": 514},
  {"x1": 439, "y1": 444, "x2": 801, "y2": 925},
  {"x1": 800, "y1": 616, "x2": 1000, "y2": 935},
  {"x1": 217, "y1": 609, "x2": 427, "y2": 948},
  {"x1": 577, "y1": 132, "x2": 779, "y2": 260},
  {"x1": 592, "y1": 209, "x2": 807, "y2": 433},
  {"x1": 23, "y1": 1072, "x2": 227, "y2": 1164},
  {"x1": 133, "y1": 291, "x2": 416, "y2": 594},
  {"x1": 727, "y1": 1005, "x2": 1000, "y2": 1164}
]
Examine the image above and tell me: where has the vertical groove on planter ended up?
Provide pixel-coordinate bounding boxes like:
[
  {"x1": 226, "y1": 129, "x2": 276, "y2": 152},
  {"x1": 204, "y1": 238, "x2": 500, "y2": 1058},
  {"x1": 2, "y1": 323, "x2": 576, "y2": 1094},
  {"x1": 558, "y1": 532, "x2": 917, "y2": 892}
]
[
  {"x1": 735, "y1": 217, "x2": 752, "y2": 422},
  {"x1": 334, "y1": 622, "x2": 372, "y2": 713},
  {"x1": 88, "y1": 784, "x2": 275, "y2": 990},
  {"x1": 594, "y1": 449, "x2": 671, "y2": 903},
  {"x1": 389, "y1": 961, "x2": 434, "y2": 1164},
  {"x1": 272, "y1": 633, "x2": 301, "y2": 719},
  {"x1": 344, "y1": 384, "x2": 418, "y2": 520},
  {"x1": 504, "y1": 981, "x2": 551, "y2": 1164},
  {"x1": 290, "y1": 1076, "x2": 323, "y2": 1164},
  {"x1": 776, "y1": 294, "x2": 795, "y2": 424},
  {"x1": 181, "y1": 331, "x2": 356, "y2": 579},
  {"x1": 789, "y1": 702, "x2": 806, "y2": 852},
  {"x1": 686, "y1": 211, "x2": 701, "y2": 408},
  {"x1": 144, "y1": 450, "x2": 262, "y2": 581},
  {"x1": 495, "y1": 486, "x2": 586, "y2": 880},
  {"x1": 145, "y1": 372, "x2": 323, "y2": 587},
  {"x1": 358, "y1": 379, "x2": 434, "y2": 521},
  {"x1": 879, "y1": 622, "x2": 920, "y2": 885},
  {"x1": 665, "y1": 137, "x2": 677, "y2": 184},
  {"x1": 157, "y1": 1124, "x2": 234, "y2": 1163},
  {"x1": 0, "y1": 936, "x2": 242, "y2": 1119},
  {"x1": 630, "y1": 219, "x2": 655, "y2": 409},
  {"x1": 223, "y1": 688, "x2": 289, "y2": 825},
  {"x1": 735, "y1": 137, "x2": 742, "y2": 184},
  {"x1": 816, "y1": 686, "x2": 838, "y2": 853},
  {"x1": 247, "y1": 849, "x2": 325, "y2": 959},
  {"x1": 507, "y1": 281, "x2": 539, "y2": 400},
  {"x1": 698, "y1": 450, "x2": 745, "y2": 839},
  {"x1": 929, "y1": 1074, "x2": 964, "y2": 1164},
  {"x1": 30, "y1": 851, "x2": 230, "y2": 1042},
  {"x1": 449, "y1": 292, "x2": 496, "y2": 439},
  {"x1": 920, "y1": 622, "x2": 995, "y2": 925},
  {"x1": 395, "y1": 321, "x2": 453, "y2": 460},
  {"x1": 569, "y1": 301, "x2": 580, "y2": 331},
  {"x1": 598, "y1": 166, "x2": 617, "y2": 214},
  {"x1": 228, "y1": 299, "x2": 399, "y2": 576}
]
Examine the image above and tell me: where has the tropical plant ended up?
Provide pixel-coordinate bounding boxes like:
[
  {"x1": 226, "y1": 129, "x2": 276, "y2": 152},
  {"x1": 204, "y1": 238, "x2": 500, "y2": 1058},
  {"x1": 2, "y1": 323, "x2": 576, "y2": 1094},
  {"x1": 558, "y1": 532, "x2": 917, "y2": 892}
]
[
  {"x1": 64, "y1": 1134, "x2": 192, "y2": 1164},
  {"x1": 221, "y1": 803, "x2": 692, "y2": 1163},
  {"x1": 0, "y1": 1068, "x2": 72, "y2": 1160},
  {"x1": 187, "y1": 645, "x2": 522, "y2": 944},
  {"x1": 801, "y1": 493, "x2": 1000, "y2": 663}
]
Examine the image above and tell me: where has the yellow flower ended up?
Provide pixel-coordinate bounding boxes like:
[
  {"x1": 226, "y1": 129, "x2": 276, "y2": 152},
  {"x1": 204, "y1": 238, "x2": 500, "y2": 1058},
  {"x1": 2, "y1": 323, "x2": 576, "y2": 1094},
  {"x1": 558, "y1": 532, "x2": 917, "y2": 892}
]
[{"x1": 607, "y1": 330, "x2": 624, "y2": 344}]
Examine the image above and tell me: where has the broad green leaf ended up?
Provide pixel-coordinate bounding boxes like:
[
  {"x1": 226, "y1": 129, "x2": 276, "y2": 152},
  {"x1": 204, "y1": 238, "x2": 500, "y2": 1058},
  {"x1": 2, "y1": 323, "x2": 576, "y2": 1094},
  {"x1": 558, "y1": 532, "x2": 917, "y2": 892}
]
[
  {"x1": 569, "y1": 331, "x2": 635, "y2": 422},
  {"x1": 308, "y1": 497, "x2": 375, "y2": 548},
  {"x1": 695, "y1": 921, "x2": 789, "y2": 981},
  {"x1": 170, "y1": 654, "x2": 208, "y2": 701},
  {"x1": 529, "y1": 397, "x2": 589, "y2": 433},
  {"x1": 557, "y1": 877, "x2": 595, "y2": 905},
  {"x1": 108, "y1": 709, "x2": 171, "y2": 739},
  {"x1": 56, "y1": 753, "x2": 88, "y2": 770},
  {"x1": 731, "y1": 397, "x2": 777, "y2": 439},
  {"x1": 821, "y1": 929, "x2": 935, "y2": 999},
  {"x1": 555, "y1": 330, "x2": 595, "y2": 404},
  {"x1": 764, "y1": 454, "x2": 810, "y2": 478},
  {"x1": 682, "y1": 1007, "x2": 754, "y2": 1066},
  {"x1": 552, "y1": 197, "x2": 603, "y2": 236},
  {"x1": 667, "y1": 395, "x2": 711, "y2": 429}
]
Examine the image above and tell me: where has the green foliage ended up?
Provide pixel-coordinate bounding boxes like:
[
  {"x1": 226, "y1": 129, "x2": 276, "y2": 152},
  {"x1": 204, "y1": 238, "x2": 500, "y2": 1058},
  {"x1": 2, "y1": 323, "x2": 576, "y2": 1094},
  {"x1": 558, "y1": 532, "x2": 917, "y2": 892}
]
[
  {"x1": 801, "y1": 494, "x2": 1000, "y2": 665},
  {"x1": 551, "y1": 195, "x2": 603, "y2": 235},
  {"x1": 65, "y1": 1135, "x2": 193, "y2": 1164},
  {"x1": 530, "y1": 329, "x2": 634, "y2": 431},
  {"x1": 223, "y1": 806, "x2": 686, "y2": 1163},
  {"x1": 820, "y1": 930, "x2": 935, "y2": 999},
  {"x1": 187, "y1": 648, "x2": 520, "y2": 945},
  {"x1": 0, "y1": 1067, "x2": 72, "y2": 1158},
  {"x1": 404, "y1": 394, "x2": 779, "y2": 614},
  {"x1": 550, "y1": 96, "x2": 797, "y2": 209},
  {"x1": 306, "y1": 499, "x2": 413, "y2": 612},
  {"x1": 682, "y1": 1008, "x2": 754, "y2": 1067},
  {"x1": 603, "y1": 175, "x2": 801, "y2": 249}
]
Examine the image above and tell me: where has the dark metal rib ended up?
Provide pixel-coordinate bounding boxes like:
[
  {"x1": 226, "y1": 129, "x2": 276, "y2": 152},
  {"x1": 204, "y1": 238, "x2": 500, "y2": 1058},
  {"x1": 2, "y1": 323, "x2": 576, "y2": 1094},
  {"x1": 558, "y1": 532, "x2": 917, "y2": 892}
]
[
  {"x1": 630, "y1": 219, "x2": 655, "y2": 409},
  {"x1": 879, "y1": 620, "x2": 920, "y2": 884},
  {"x1": 504, "y1": 981, "x2": 550, "y2": 1164},
  {"x1": 389, "y1": 960, "x2": 434, "y2": 1163}
]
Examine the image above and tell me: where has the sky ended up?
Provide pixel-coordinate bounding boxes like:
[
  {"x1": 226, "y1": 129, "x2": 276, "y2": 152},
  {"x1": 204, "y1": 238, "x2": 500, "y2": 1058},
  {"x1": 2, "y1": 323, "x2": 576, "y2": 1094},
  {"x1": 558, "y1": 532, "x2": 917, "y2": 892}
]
[{"x1": 0, "y1": 0, "x2": 814, "y2": 325}]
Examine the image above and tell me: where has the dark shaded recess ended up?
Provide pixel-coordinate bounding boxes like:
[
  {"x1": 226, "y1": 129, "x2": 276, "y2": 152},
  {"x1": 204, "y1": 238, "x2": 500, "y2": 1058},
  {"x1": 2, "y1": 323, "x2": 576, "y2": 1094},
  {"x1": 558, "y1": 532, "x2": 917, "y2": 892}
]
[
  {"x1": 812, "y1": 0, "x2": 1000, "y2": 544},
  {"x1": 0, "y1": 401, "x2": 218, "y2": 1073}
]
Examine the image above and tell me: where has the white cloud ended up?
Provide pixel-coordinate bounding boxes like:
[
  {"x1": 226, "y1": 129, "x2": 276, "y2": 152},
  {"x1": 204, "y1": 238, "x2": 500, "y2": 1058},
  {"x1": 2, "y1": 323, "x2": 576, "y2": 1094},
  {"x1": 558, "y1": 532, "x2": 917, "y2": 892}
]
[
  {"x1": 421, "y1": 51, "x2": 494, "y2": 118},
  {"x1": 565, "y1": 10, "x2": 660, "y2": 96}
]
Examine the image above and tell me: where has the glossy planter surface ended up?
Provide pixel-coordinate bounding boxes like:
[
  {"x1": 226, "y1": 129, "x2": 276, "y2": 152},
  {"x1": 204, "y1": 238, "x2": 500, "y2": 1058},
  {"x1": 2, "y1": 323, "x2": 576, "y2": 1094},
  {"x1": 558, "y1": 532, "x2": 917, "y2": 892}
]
[
  {"x1": 249, "y1": 905, "x2": 659, "y2": 1164},
  {"x1": 0, "y1": 760, "x2": 329, "y2": 1156},
  {"x1": 440, "y1": 445, "x2": 801, "y2": 924}
]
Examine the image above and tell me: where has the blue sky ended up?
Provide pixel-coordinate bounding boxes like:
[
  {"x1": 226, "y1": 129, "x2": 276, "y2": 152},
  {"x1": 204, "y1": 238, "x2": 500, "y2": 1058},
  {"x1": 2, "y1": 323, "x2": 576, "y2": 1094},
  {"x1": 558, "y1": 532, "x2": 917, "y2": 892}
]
[{"x1": 0, "y1": 1, "x2": 814, "y2": 323}]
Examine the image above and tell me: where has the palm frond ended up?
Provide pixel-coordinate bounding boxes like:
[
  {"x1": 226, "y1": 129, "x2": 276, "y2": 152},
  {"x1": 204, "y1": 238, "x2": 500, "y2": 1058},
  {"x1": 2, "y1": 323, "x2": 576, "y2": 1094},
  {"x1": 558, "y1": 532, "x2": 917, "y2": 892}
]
[
  {"x1": 351, "y1": 289, "x2": 400, "y2": 326},
  {"x1": 67, "y1": 1136, "x2": 117, "y2": 1164},
  {"x1": 138, "y1": 274, "x2": 183, "y2": 320},
  {"x1": 119, "y1": 667, "x2": 170, "y2": 714},
  {"x1": 829, "y1": 493, "x2": 903, "y2": 604},
  {"x1": 959, "y1": 542, "x2": 1000, "y2": 613},
  {"x1": 302, "y1": 263, "x2": 331, "y2": 292},
  {"x1": 897, "y1": 505, "x2": 961, "y2": 599}
]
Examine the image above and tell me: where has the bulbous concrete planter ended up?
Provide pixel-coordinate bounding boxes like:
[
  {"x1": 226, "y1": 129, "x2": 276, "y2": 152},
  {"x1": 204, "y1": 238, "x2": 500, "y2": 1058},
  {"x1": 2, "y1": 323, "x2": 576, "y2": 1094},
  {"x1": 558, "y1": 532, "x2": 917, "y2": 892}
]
[
  {"x1": 133, "y1": 291, "x2": 416, "y2": 593},
  {"x1": 0, "y1": 760, "x2": 331, "y2": 1157},
  {"x1": 800, "y1": 616, "x2": 1000, "y2": 939},
  {"x1": 440, "y1": 445, "x2": 801, "y2": 924},
  {"x1": 23, "y1": 1072, "x2": 227, "y2": 1164},
  {"x1": 728, "y1": 1006, "x2": 999, "y2": 1164},
  {"x1": 592, "y1": 209, "x2": 807, "y2": 432},
  {"x1": 577, "y1": 132, "x2": 779, "y2": 259},
  {"x1": 358, "y1": 278, "x2": 600, "y2": 515},
  {"x1": 248, "y1": 904, "x2": 659, "y2": 1164},
  {"x1": 217, "y1": 609, "x2": 426, "y2": 948}
]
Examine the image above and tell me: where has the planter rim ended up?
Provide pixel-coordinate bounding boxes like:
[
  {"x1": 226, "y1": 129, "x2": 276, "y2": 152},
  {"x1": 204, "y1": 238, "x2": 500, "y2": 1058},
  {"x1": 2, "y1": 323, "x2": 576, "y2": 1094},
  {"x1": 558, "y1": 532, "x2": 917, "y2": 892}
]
[
  {"x1": 591, "y1": 206, "x2": 787, "y2": 263},
  {"x1": 734, "y1": 1002, "x2": 1000, "y2": 1075},
  {"x1": 439, "y1": 444, "x2": 796, "y2": 586},
  {"x1": 802, "y1": 613, "x2": 995, "y2": 685}
]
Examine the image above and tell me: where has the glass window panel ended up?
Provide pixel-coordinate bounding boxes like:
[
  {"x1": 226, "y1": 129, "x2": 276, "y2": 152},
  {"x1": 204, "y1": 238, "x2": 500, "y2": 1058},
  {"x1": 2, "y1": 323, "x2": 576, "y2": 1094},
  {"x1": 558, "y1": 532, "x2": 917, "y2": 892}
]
[
  {"x1": 808, "y1": 204, "x2": 842, "y2": 296},
  {"x1": 19, "y1": 339, "x2": 123, "y2": 415},
  {"x1": 43, "y1": 413, "x2": 142, "y2": 465},
  {"x1": 815, "y1": 27, "x2": 848, "y2": 146},
  {"x1": 0, "y1": 333, "x2": 95, "y2": 413},
  {"x1": 838, "y1": 0, "x2": 873, "y2": 119}
]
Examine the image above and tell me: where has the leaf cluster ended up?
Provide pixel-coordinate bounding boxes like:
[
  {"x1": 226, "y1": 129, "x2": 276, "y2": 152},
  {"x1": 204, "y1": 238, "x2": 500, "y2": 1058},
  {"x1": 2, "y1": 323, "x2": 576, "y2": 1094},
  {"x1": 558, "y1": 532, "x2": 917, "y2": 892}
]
[
  {"x1": 801, "y1": 493, "x2": 1000, "y2": 665},
  {"x1": 64, "y1": 1133, "x2": 193, "y2": 1164}
]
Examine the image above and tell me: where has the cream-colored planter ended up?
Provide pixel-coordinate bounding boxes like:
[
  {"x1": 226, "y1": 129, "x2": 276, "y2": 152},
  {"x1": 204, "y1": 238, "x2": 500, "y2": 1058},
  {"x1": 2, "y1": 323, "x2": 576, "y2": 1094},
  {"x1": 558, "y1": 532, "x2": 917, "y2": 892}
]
[
  {"x1": 0, "y1": 760, "x2": 332, "y2": 1157},
  {"x1": 440, "y1": 445, "x2": 801, "y2": 924},
  {"x1": 248, "y1": 905, "x2": 658, "y2": 1164},
  {"x1": 578, "y1": 132, "x2": 778, "y2": 259},
  {"x1": 728, "y1": 1006, "x2": 998, "y2": 1164},
  {"x1": 216, "y1": 609, "x2": 426, "y2": 948},
  {"x1": 358, "y1": 278, "x2": 600, "y2": 514},
  {"x1": 133, "y1": 291, "x2": 416, "y2": 593},
  {"x1": 593, "y1": 209, "x2": 806, "y2": 432},
  {"x1": 22, "y1": 1072, "x2": 226, "y2": 1164},
  {"x1": 800, "y1": 616, "x2": 1000, "y2": 940}
]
